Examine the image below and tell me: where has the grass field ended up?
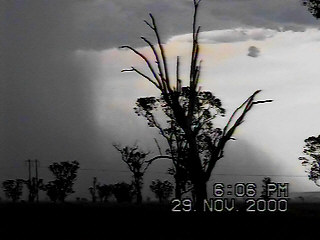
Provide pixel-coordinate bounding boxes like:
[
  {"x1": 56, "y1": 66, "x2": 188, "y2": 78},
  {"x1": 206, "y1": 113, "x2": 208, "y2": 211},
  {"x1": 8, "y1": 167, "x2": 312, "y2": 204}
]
[{"x1": 0, "y1": 200, "x2": 318, "y2": 239}]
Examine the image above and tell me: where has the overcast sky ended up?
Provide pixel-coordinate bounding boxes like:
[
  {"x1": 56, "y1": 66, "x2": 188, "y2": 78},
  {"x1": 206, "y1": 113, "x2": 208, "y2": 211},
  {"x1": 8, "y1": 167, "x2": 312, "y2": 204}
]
[{"x1": 2, "y1": 0, "x2": 320, "y2": 200}]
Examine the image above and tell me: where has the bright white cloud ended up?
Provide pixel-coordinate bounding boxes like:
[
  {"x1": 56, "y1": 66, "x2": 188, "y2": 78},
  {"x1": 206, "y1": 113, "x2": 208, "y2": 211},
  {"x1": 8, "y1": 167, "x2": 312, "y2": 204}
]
[{"x1": 168, "y1": 28, "x2": 277, "y2": 44}]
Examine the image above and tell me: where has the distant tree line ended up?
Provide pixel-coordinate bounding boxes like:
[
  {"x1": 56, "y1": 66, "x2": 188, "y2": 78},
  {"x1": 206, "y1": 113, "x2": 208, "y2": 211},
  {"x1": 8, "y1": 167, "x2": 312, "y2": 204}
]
[
  {"x1": 2, "y1": 156, "x2": 283, "y2": 204},
  {"x1": 1, "y1": 159, "x2": 174, "y2": 204},
  {"x1": 2, "y1": 160, "x2": 80, "y2": 203}
]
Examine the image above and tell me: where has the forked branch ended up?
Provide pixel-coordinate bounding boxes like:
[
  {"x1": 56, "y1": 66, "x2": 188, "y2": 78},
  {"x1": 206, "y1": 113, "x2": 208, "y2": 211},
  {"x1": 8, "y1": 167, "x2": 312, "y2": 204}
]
[
  {"x1": 223, "y1": 90, "x2": 273, "y2": 138},
  {"x1": 143, "y1": 14, "x2": 172, "y2": 93},
  {"x1": 204, "y1": 90, "x2": 273, "y2": 181},
  {"x1": 119, "y1": 45, "x2": 161, "y2": 87}
]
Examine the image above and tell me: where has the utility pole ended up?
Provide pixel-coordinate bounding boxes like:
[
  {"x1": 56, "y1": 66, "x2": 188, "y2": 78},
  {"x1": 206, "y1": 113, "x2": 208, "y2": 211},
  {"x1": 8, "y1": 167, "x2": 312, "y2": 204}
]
[
  {"x1": 26, "y1": 159, "x2": 32, "y2": 202},
  {"x1": 25, "y1": 159, "x2": 40, "y2": 202},
  {"x1": 26, "y1": 159, "x2": 31, "y2": 182},
  {"x1": 35, "y1": 159, "x2": 39, "y2": 203}
]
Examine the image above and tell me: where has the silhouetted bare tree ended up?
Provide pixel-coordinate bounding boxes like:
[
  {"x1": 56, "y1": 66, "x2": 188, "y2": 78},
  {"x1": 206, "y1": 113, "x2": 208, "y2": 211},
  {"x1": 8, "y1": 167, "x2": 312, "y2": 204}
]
[
  {"x1": 150, "y1": 179, "x2": 174, "y2": 203},
  {"x1": 299, "y1": 135, "x2": 320, "y2": 186},
  {"x1": 113, "y1": 144, "x2": 151, "y2": 204},
  {"x1": 2, "y1": 179, "x2": 24, "y2": 202},
  {"x1": 120, "y1": 0, "x2": 272, "y2": 208},
  {"x1": 44, "y1": 161, "x2": 80, "y2": 202}
]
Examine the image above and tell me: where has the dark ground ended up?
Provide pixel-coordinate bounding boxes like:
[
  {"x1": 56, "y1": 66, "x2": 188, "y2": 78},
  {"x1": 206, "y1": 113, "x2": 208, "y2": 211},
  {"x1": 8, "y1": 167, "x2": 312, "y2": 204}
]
[{"x1": 0, "y1": 200, "x2": 318, "y2": 240}]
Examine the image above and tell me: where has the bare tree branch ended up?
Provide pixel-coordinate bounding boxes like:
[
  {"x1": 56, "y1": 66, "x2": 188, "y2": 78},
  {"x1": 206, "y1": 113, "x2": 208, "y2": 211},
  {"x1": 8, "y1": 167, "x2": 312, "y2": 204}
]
[
  {"x1": 204, "y1": 90, "x2": 272, "y2": 181},
  {"x1": 176, "y1": 56, "x2": 181, "y2": 92},
  {"x1": 122, "y1": 67, "x2": 160, "y2": 89},
  {"x1": 146, "y1": 14, "x2": 172, "y2": 93},
  {"x1": 143, "y1": 19, "x2": 154, "y2": 30},
  {"x1": 140, "y1": 36, "x2": 165, "y2": 90},
  {"x1": 119, "y1": 45, "x2": 161, "y2": 85},
  {"x1": 146, "y1": 155, "x2": 173, "y2": 164},
  {"x1": 222, "y1": 90, "x2": 260, "y2": 136}
]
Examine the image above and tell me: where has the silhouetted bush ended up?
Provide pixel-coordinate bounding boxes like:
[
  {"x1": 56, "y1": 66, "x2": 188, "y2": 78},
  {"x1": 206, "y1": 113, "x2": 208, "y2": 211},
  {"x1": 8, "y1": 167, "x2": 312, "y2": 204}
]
[
  {"x1": 150, "y1": 179, "x2": 174, "y2": 203},
  {"x1": 112, "y1": 182, "x2": 133, "y2": 203},
  {"x1": 43, "y1": 160, "x2": 80, "y2": 202},
  {"x1": 96, "y1": 184, "x2": 113, "y2": 202},
  {"x1": 2, "y1": 179, "x2": 24, "y2": 202}
]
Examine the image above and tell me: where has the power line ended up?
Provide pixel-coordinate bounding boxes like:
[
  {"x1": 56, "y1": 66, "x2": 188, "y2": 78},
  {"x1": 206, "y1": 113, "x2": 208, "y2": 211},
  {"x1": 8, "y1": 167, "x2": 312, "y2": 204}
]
[{"x1": 0, "y1": 165, "x2": 309, "y2": 178}]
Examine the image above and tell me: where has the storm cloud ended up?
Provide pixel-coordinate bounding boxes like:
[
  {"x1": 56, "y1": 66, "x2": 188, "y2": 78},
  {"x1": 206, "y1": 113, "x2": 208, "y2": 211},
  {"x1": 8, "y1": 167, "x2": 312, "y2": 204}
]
[{"x1": 2, "y1": 0, "x2": 320, "y2": 199}]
